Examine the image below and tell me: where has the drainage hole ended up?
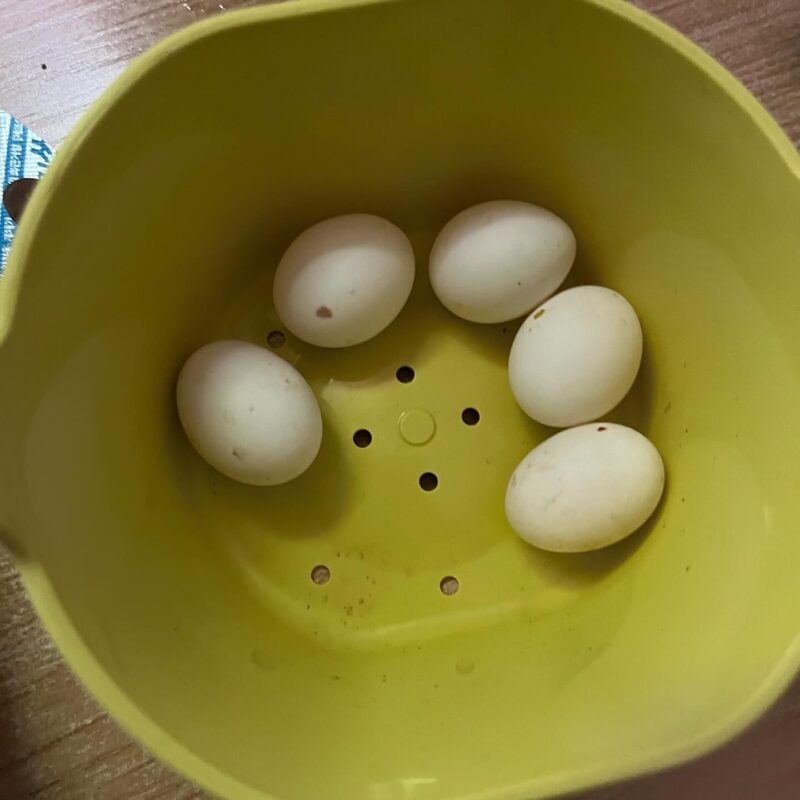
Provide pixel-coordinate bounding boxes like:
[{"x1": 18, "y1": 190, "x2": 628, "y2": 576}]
[
  {"x1": 311, "y1": 565, "x2": 331, "y2": 585},
  {"x1": 440, "y1": 576, "x2": 459, "y2": 596},
  {"x1": 353, "y1": 429, "x2": 372, "y2": 448},
  {"x1": 461, "y1": 407, "x2": 480, "y2": 426},
  {"x1": 419, "y1": 472, "x2": 438, "y2": 491},
  {"x1": 396, "y1": 365, "x2": 415, "y2": 383},
  {"x1": 267, "y1": 330, "x2": 286, "y2": 348}
]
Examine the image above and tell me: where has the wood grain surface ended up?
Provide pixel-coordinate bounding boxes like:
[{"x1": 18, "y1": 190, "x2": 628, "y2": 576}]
[{"x1": 0, "y1": 1, "x2": 798, "y2": 798}]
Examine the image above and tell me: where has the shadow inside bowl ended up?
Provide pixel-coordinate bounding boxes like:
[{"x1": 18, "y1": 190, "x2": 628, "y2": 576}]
[
  {"x1": 178, "y1": 406, "x2": 352, "y2": 544},
  {"x1": 525, "y1": 507, "x2": 659, "y2": 591}
]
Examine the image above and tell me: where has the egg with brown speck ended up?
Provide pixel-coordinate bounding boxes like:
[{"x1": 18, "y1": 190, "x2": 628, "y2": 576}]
[
  {"x1": 273, "y1": 214, "x2": 415, "y2": 347},
  {"x1": 429, "y1": 200, "x2": 575, "y2": 323},
  {"x1": 508, "y1": 285, "x2": 643, "y2": 427},
  {"x1": 505, "y1": 423, "x2": 664, "y2": 552},
  {"x1": 177, "y1": 340, "x2": 322, "y2": 485}
]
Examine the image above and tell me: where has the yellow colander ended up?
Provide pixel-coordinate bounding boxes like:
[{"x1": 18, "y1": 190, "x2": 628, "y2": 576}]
[{"x1": 1, "y1": 1, "x2": 799, "y2": 799}]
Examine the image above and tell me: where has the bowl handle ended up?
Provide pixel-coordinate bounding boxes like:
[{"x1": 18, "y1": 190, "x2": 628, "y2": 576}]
[{"x1": 2, "y1": 178, "x2": 39, "y2": 225}]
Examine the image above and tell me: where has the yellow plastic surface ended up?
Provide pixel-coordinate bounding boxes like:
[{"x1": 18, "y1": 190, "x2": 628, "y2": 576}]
[{"x1": 1, "y1": 1, "x2": 799, "y2": 798}]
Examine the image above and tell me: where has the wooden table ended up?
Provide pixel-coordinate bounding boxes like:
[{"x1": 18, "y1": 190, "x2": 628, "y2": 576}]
[{"x1": 0, "y1": 1, "x2": 798, "y2": 798}]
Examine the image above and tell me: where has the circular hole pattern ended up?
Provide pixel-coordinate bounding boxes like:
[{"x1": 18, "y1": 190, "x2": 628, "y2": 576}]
[
  {"x1": 461, "y1": 407, "x2": 480, "y2": 426},
  {"x1": 396, "y1": 366, "x2": 415, "y2": 383},
  {"x1": 353, "y1": 429, "x2": 373, "y2": 448},
  {"x1": 440, "y1": 576, "x2": 459, "y2": 596},
  {"x1": 311, "y1": 565, "x2": 331, "y2": 585},
  {"x1": 419, "y1": 472, "x2": 438, "y2": 492},
  {"x1": 267, "y1": 330, "x2": 286, "y2": 348}
]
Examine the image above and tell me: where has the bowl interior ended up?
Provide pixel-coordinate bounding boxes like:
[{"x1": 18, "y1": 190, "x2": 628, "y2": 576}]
[{"x1": 2, "y1": 0, "x2": 800, "y2": 798}]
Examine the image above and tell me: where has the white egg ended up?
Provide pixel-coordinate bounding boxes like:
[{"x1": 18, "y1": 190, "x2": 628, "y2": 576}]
[
  {"x1": 506, "y1": 423, "x2": 665, "y2": 552},
  {"x1": 429, "y1": 200, "x2": 576, "y2": 323},
  {"x1": 273, "y1": 213, "x2": 415, "y2": 348},
  {"x1": 509, "y1": 285, "x2": 643, "y2": 427},
  {"x1": 176, "y1": 340, "x2": 322, "y2": 486}
]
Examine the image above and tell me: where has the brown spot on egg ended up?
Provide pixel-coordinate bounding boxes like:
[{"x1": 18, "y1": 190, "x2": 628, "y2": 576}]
[{"x1": 316, "y1": 306, "x2": 333, "y2": 318}]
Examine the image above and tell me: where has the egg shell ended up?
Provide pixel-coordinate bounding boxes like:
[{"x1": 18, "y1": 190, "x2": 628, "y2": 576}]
[
  {"x1": 429, "y1": 200, "x2": 575, "y2": 323},
  {"x1": 509, "y1": 285, "x2": 643, "y2": 427},
  {"x1": 505, "y1": 423, "x2": 665, "y2": 552},
  {"x1": 273, "y1": 213, "x2": 415, "y2": 348},
  {"x1": 177, "y1": 340, "x2": 322, "y2": 486}
]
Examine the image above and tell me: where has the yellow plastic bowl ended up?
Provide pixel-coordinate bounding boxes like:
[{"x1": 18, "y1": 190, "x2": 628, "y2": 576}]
[{"x1": 1, "y1": 1, "x2": 799, "y2": 798}]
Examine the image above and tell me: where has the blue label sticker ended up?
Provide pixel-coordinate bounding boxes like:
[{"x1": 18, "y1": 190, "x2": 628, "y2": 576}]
[{"x1": 1, "y1": 111, "x2": 53, "y2": 275}]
